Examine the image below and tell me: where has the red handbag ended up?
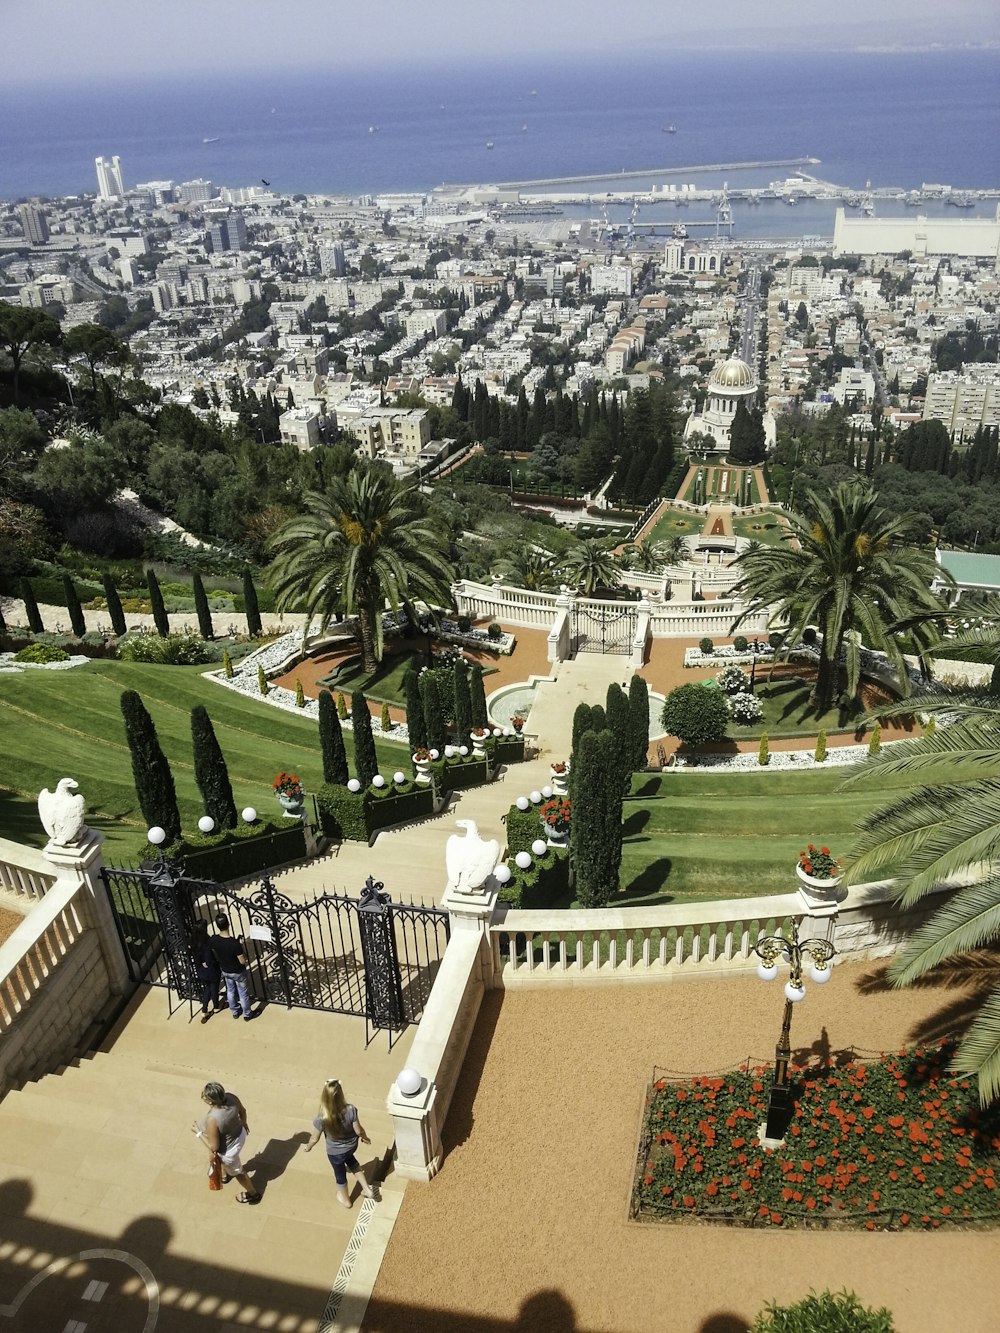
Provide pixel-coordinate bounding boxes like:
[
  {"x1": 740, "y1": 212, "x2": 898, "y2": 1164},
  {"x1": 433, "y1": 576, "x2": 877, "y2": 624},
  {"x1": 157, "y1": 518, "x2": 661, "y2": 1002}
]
[{"x1": 208, "y1": 1154, "x2": 223, "y2": 1191}]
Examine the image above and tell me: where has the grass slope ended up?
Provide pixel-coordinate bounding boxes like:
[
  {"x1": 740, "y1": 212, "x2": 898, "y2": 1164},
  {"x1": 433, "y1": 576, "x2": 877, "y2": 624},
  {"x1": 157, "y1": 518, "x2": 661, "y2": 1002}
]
[
  {"x1": 619, "y1": 768, "x2": 903, "y2": 903},
  {"x1": 0, "y1": 660, "x2": 409, "y2": 861}
]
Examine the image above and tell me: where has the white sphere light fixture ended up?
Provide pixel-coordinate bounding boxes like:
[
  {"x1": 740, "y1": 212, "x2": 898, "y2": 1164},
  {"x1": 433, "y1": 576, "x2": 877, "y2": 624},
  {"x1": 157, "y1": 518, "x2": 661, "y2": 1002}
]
[
  {"x1": 810, "y1": 964, "x2": 833, "y2": 984},
  {"x1": 242, "y1": 807, "x2": 257, "y2": 824},
  {"x1": 492, "y1": 728, "x2": 502, "y2": 737},
  {"x1": 515, "y1": 796, "x2": 530, "y2": 811},
  {"x1": 531, "y1": 838, "x2": 548, "y2": 857},
  {"x1": 529, "y1": 790, "x2": 542, "y2": 804},
  {"x1": 198, "y1": 815, "x2": 215, "y2": 834},
  {"x1": 372, "y1": 774, "x2": 385, "y2": 788},
  {"x1": 784, "y1": 981, "x2": 806, "y2": 1003},
  {"x1": 541, "y1": 785, "x2": 553, "y2": 799},
  {"x1": 393, "y1": 771, "x2": 406, "y2": 784},
  {"x1": 493, "y1": 863, "x2": 512, "y2": 884},
  {"x1": 347, "y1": 778, "x2": 361, "y2": 793},
  {"x1": 429, "y1": 748, "x2": 440, "y2": 760},
  {"x1": 757, "y1": 961, "x2": 778, "y2": 982},
  {"x1": 444, "y1": 745, "x2": 455, "y2": 758},
  {"x1": 397, "y1": 1067, "x2": 423, "y2": 1097},
  {"x1": 503, "y1": 726, "x2": 513, "y2": 737},
  {"x1": 147, "y1": 826, "x2": 166, "y2": 847},
  {"x1": 515, "y1": 850, "x2": 532, "y2": 870},
  {"x1": 459, "y1": 745, "x2": 469, "y2": 757}
]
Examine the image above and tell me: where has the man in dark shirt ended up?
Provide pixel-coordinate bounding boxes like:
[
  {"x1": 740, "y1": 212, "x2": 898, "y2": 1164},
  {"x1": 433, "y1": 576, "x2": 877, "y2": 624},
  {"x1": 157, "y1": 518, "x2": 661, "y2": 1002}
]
[{"x1": 210, "y1": 913, "x2": 253, "y2": 1020}]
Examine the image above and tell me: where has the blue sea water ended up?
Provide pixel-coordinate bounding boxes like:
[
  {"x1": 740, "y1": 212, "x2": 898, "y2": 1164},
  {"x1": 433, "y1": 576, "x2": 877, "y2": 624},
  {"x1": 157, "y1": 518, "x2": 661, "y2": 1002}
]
[{"x1": 1, "y1": 50, "x2": 997, "y2": 239}]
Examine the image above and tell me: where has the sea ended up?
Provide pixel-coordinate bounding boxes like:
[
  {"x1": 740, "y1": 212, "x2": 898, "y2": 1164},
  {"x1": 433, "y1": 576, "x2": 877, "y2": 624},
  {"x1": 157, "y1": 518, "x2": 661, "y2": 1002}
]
[{"x1": 1, "y1": 49, "x2": 998, "y2": 243}]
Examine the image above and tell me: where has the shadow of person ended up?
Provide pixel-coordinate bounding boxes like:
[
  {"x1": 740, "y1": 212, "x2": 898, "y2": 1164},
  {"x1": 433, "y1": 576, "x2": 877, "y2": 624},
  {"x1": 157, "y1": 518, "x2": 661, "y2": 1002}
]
[
  {"x1": 698, "y1": 1314, "x2": 751, "y2": 1333},
  {"x1": 0, "y1": 1177, "x2": 33, "y2": 1221},
  {"x1": 516, "y1": 1290, "x2": 577, "y2": 1332},
  {"x1": 244, "y1": 1131, "x2": 310, "y2": 1193}
]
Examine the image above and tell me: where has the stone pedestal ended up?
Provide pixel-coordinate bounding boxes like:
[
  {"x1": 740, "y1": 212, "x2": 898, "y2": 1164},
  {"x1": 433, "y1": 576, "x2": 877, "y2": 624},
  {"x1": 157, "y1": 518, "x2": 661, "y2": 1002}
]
[
  {"x1": 387, "y1": 1075, "x2": 442, "y2": 1181},
  {"x1": 796, "y1": 865, "x2": 846, "y2": 914},
  {"x1": 44, "y1": 828, "x2": 130, "y2": 995}
]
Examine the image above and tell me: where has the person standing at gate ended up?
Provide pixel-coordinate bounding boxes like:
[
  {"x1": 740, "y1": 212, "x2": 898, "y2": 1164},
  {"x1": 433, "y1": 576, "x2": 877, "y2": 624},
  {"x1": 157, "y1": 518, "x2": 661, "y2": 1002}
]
[
  {"x1": 210, "y1": 912, "x2": 253, "y2": 1020},
  {"x1": 191, "y1": 919, "x2": 222, "y2": 1023},
  {"x1": 303, "y1": 1078, "x2": 377, "y2": 1208}
]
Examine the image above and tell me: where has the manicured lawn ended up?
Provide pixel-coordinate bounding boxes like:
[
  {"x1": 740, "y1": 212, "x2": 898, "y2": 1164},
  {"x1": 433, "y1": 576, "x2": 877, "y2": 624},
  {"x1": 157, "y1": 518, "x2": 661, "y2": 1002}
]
[
  {"x1": 731, "y1": 513, "x2": 790, "y2": 547},
  {"x1": 646, "y1": 510, "x2": 702, "y2": 544},
  {"x1": 0, "y1": 660, "x2": 409, "y2": 862},
  {"x1": 634, "y1": 1041, "x2": 1000, "y2": 1230},
  {"x1": 322, "y1": 648, "x2": 497, "y2": 707},
  {"x1": 618, "y1": 767, "x2": 904, "y2": 902},
  {"x1": 726, "y1": 673, "x2": 877, "y2": 740}
]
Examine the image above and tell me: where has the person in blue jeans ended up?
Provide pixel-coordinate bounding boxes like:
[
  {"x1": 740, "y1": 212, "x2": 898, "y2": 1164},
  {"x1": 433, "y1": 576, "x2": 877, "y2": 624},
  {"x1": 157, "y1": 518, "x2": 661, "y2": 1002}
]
[
  {"x1": 304, "y1": 1078, "x2": 378, "y2": 1208},
  {"x1": 209, "y1": 913, "x2": 253, "y2": 1020},
  {"x1": 191, "y1": 919, "x2": 222, "y2": 1023}
]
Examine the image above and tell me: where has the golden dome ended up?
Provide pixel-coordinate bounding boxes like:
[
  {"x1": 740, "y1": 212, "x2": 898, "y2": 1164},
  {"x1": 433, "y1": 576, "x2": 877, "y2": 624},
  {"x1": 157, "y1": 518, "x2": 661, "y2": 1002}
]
[{"x1": 709, "y1": 357, "x2": 754, "y2": 389}]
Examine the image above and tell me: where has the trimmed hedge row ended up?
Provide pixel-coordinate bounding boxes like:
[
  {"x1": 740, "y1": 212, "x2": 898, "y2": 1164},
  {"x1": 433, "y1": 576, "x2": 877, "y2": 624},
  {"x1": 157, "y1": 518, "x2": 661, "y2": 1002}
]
[
  {"x1": 435, "y1": 756, "x2": 490, "y2": 792},
  {"x1": 498, "y1": 846, "x2": 569, "y2": 908},
  {"x1": 173, "y1": 819, "x2": 307, "y2": 882},
  {"x1": 505, "y1": 805, "x2": 546, "y2": 857},
  {"x1": 316, "y1": 780, "x2": 435, "y2": 842}
]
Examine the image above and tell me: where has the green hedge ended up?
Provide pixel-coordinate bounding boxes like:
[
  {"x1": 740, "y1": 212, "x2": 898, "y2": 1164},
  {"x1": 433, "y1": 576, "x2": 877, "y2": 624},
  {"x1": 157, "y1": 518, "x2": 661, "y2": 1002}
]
[
  {"x1": 317, "y1": 780, "x2": 435, "y2": 841},
  {"x1": 172, "y1": 819, "x2": 306, "y2": 882},
  {"x1": 505, "y1": 804, "x2": 546, "y2": 856},
  {"x1": 491, "y1": 736, "x2": 526, "y2": 765},
  {"x1": 498, "y1": 847, "x2": 569, "y2": 908},
  {"x1": 437, "y1": 755, "x2": 490, "y2": 792}
]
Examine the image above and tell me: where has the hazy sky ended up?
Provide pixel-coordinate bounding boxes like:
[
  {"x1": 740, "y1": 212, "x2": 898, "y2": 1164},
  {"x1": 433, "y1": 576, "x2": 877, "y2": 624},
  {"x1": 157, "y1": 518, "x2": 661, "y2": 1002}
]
[{"x1": 9, "y1": 0, "x2": 999, "y2": 84}]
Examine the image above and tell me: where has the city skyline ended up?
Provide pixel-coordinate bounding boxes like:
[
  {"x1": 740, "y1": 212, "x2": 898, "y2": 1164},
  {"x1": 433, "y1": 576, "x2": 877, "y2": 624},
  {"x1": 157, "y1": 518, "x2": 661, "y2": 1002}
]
[{"x1": 6, "y1": 0, "x2": 1000, "y2": 86}]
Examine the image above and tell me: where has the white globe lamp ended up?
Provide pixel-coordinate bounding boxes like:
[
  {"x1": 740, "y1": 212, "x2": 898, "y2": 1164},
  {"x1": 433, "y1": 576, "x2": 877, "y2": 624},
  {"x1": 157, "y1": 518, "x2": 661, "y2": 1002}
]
[
  {"x1": 241, "y1": 807, "x2": 257, "y2": 823},
  {"x1": 809, "y1": 964, "x2": 832, "y2": 984},
  {"x1": 531, "y1": 838, "x2": 548, "y2": 857},
  {"x1": 147, "y1": 826, "x2": 166, "y2": 847},
  {"x1": 372, "y1": 774, "x2": 385, "y2": 788},
  {"x1": 459, "y1": 745, "x2": 469, "y2": 756},
  {"x1": 529, "y1": 790, "x2": 542, "y2": 804},
  {"x1": 515, "y1": 796, "x2": 530, "y2": 811},
  {"x1": 197, "y1": 815, "x2": 215, "y2": 834},
  {"x1": 541, "y1": 785, "x2": 553, "y2": 799},
  {"x1": 493, "y1": 863, "x2": 512, "y2": 884},
  {"x1": 393, "y1": 771, "x2": 406, "y2": 784},
  {"x1": 347, "y1": 778, "x2": 361, "y2": 793},
  {"x1": 784, "y1": 981, "x2": 806, "y2": 1003},
  {"x1": 397, "y1": 1067, "x2": 423, "y2": 1097},
  {"x1": 514, "y1": 851, "x2": 532, "y2": 870},
  {"x1": 757, "y1": 961, "x2": 778, "y2": 982}
]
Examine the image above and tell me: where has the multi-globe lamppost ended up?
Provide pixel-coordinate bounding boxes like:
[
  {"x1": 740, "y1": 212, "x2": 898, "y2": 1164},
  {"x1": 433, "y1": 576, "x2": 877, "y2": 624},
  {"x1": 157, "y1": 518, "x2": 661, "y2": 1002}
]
[{"x1": 753, "y1": 917, "x2": 837, "y2": 1143}]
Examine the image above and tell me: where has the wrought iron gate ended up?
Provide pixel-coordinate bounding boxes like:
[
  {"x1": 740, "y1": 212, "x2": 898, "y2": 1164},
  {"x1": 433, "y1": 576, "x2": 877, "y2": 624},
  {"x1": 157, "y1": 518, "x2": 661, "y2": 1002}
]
[
  {"x1": 572, "y1": 602, "x2": 638, "y2": 655},
  {"x1": 101, "y1": 862, "x2": 450, "y2": 1037}
]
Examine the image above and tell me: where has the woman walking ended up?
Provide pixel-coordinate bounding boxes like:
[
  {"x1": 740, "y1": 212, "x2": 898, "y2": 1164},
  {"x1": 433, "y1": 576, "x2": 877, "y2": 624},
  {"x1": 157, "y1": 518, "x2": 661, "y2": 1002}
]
[
  {"x1": 191, "y1": 920, "x2": 222, "y2": 1023},
  {"x1": 304, "y1": 1078, "x2": 377, "y2": 1208},
  {"x1": 193, "y1": 1082, "x2": 261, "y2": 1204}
]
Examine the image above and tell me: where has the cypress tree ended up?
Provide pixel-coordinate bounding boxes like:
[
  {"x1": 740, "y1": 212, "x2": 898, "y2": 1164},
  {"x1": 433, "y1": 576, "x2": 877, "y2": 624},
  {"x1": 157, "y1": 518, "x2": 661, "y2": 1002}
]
[
  {"x1": 63, "y1": 574, "x2": 86, "y2": 639},
  {"x1": 257, "y1": 663, "x2": 268, "y2": 695},
  {"x1": 190, "y1": 704, "x2": 237, "y2": 829},
  {"x1": 222, "y1": 647, "x2": 233, "y2": 679},
  {"x1": 20, "y1": 577, "x2": 43, "y2": 634},
  {"x1": 605, "y1": 683, "x2": 633, "y2": 793},
  {"x1": 318, "y1": 688, "x2": 349, "y2": 785},
  {"x1": 192, "y1": 572, "x2": 214, "y2": 640},
  {"x1": 351, "y1": 690, "x2": 378, "y2": 789},
  {"x1": 627, "y1": 673, "x2": 651, "y2": 773},
  {"x1": 0, "y1": 599, "x2": 5, "y2": 634},
  {"x1": 420, "y1": 671, "x2": 446, "y2": 752},
  {"x1": 103, "y1": 571, "x2": 127, "y2": 637},
  {"x1": 243, "y1": 568, "x2": 262, "y2": 637},
  {"x1": 404, "y1": 670, "x2": 427, "y2": 750},
  {"x1": 469, "y1": 663, "x2": 488, "y2": 728},
  {"x1": 146, "y1": 568, "x2": 169, "y2": 637},
  {"x1": 570, "y1": 729, "x2": 622, "y2": 909},
  {"x1": 453, "y1": 660, "x2": 472, "y2": 749},
  {"x1": 120, "y1": 688, "x2": 181, "y2": 842},
  {"x1": 295, "y1": 678, "x2": 306, "y2": 707},
  {"x1": 571, "y1": 702, "x2": 595, "y2": 757}
]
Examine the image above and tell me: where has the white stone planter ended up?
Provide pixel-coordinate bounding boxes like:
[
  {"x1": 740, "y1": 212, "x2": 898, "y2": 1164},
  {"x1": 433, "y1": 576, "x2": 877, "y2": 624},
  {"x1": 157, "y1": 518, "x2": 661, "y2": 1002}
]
[
  {"x1": 796, "y1": 863, "x2": 846, "y2": 911},
  {"x1": 413, "y1": 758, "x2": 433, "y2": 786}
]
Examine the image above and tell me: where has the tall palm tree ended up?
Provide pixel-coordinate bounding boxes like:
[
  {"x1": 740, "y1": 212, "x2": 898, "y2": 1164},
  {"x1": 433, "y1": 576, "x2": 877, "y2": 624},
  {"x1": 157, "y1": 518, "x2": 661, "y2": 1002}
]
[
  {"x1": 268, "y1": 469, "x2": 454, "y2": 673},
  {"x1": 560, "y1": 538, "x2": 622, "y2": 597},
  {"x1": 496, "y1": 546, "x2": 560, "y2": 592},
  {"x1": 622, "y1": 535, "x2": 682, "y2": 572},
  {"x1": 730, "y1": 481, "x2": 946, "y2": 713},
  {"x1": 844, "y1": 601, "x2": 1000, "y2": 1104}
]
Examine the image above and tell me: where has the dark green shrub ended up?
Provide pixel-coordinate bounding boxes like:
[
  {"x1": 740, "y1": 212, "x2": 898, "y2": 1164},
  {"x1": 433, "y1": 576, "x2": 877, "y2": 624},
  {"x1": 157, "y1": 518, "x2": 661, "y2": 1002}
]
[
  {"x1": 453, "y1": 660, "x2": 472, "y2": 749},
  {"x1": 223, "y1": 647, "x2": 233, "y2": 679},
  {"x1": 146, "y1": 568, "x2": 170, "y2": 638},
  {"x1": 295, "y1": 678, "x2": 306, "y2": 708},
  {"x1": 733, "y1": 634, "x2": 748, "y2": 653},
  {"x1": 380, "y1": 699, "x2": 392, "y2": 733},
  {"x1": 628, "y1": 674, "x2": 650, "y2": 772},
  {"x1": 192, "y1": 571, "x2": 214, "y2": 640},
  {"x1": 699, "y1": 637, "x2": 714, "y2": 655},
  {"x1": 487, "y1": 621, "x2": 502, "y2": 641},
  {"x1": 768, "y1": 631, "x2": 784, "y2": 649},
  {"x1": 469, "y1": 663, "x2": 488, "y2": 728},
  {"x1": 492, "y1": 735, "x2": 525, "y2": 765},
  {"x1": 456, "y1": 613, "x2": 472, "y2": 633},
  {"x1": 103, "y1": 570, "x2": 127, "y2": 636},
  {"x1": 438, "y1": 756, "x2": 489, "y2": 792},
  {"x1": 571, "y1": 728, "x2": 622, "y2": 908},
  {"x1": 351, "y1": 690, "x2": 378, "y2": 790},
  {"x1": 316, "y1": 783, "x2": 368, "y2": 841},
  {"x1": 63, "y1": 574, "x2": 86, "y2": 639},
  {"x1": 20, "y1": 577, "x2": 43, "y2": 634},
  {"x1": 758, "y1": 732, "x2": 770, "y2": 766},
  {"x1": 498, "y1": 847, "x2": 569, "y2": 908},
  {"x1": 802, "y1": 626, "x2": 818, "y2": 646},
  {"x1": 815, "y1": 727, "x2": 827, "y2": 763},
  {"x1": 257, "y1": 663, "x2": 268, "y2": 695},
  {"x1": 505, "y1": 804, "x2": 543, "y2": 856},
  {"x1": 15, "y1": 642, "x2": 69, "y2": 663},
  {"x1": 661, "y1": 683, "x2": 729, "y2": 748},
  {"x1": 751, "y1": 1288, "x2": 894, "y2": 1333},
  {"x1": 190, "y1": 704, "x2": 237, "y2": 829},
  {"x1": 242, "y1": 568, "x2": 262, "y2": 637},
  {"x1": 319, "y1": 689, "x2": 349, "y2": 786},
  {"x1": 420, "y1": 670, "x2": 446, "y2": 752},
  {"x1": 177, "y1": 819, "x2": 306, "y2": 882},
  {"x1": 404, "y1": 670, "x2": 427, "y2": 750},
  {"x1": 120, "y1": 688, "x2": 181, "y2": 842},
  {"x1": 365, "y1": 783, "x2": 435, "y2": 836}
]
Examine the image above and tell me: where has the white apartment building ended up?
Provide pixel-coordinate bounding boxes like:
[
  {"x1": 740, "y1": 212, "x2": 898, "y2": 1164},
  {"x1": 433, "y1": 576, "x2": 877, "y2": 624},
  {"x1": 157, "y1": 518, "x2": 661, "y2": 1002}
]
[
  {"x1": 831, "y1": 366, "x2": 876, "y2": 406},
  {"x1": 404, "y1": 309, "x2": 448, "y2": 339},
  {"x1": 589, "y1": 262, "x2": 633, "y2": 297},
  {"x1": 279, "y1": 407, "x2": 323, "y2": 451},
  {"x1": 353, "y1": 408, "x2": 431, "y2": 460},
  {"x1": 923, "y1": 368, "x2": 1000, "y2": 435},
  {"x1": 95, "y1": 155, "x2": 125, "y2": 200}
]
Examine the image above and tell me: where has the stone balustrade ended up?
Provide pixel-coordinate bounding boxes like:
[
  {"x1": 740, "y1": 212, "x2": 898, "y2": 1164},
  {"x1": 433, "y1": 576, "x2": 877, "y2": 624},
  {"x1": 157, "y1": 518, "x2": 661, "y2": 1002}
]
[{"x1": 0, "y1": 839, "x2": 57, "y2": 902}]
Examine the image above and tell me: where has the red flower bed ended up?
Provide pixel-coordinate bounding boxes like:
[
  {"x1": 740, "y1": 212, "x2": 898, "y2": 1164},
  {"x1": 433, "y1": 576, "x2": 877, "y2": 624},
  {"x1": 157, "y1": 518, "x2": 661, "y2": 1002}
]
[{"x1": 635, "y1": 1042, "x2": 1000, "y2": 1229}]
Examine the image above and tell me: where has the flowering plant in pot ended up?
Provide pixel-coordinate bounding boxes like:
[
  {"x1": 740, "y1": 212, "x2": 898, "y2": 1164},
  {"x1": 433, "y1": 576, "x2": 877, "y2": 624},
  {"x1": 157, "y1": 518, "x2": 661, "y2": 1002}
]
[
  {"x1": 412, "y1": 747, "x2": 431, "y2": 762},
  {"x1": 798, "y1": 844, "x2": 840, "y2": 880},
  {"x1": 540, "y1": 796, "x2": 572, "y2": 833},
  {"x1": 470, "y1": 726, "x2": 490, "y2": 740},
  {"x1": 550, "y1": 760, "x2": 568, "y2": 775},
  {"x1": 273, "y1": 771, "x2": 304, "y2": 800},
  {"x1": 511, "y1": 715, "x2": 525, "y2": 733}
]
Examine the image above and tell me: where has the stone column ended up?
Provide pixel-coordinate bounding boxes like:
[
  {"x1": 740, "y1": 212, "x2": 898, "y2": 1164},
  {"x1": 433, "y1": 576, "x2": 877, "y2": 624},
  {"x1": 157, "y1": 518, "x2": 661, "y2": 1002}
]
[{"x1": 43, "y1": 828, "x2": 130, "y2": 995}]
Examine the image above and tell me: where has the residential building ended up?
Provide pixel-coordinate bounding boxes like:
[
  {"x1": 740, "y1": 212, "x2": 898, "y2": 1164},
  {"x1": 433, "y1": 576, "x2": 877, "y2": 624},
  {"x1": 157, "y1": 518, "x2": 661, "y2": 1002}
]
[
  {"x1": 923, "y1": 368, "x2": 1000, "y2": 435},
  {"x1": 208, "y1": 211, "x2": 248, "y2": 253},
  {"x1": 405, "y1": 309, "x2": 448, "y2": 339},
  {"x1": 176, "y1": 178, "x2": 215, "y2": 204},
  {"x1": 95, "y1": 155, "x2": 125, "y2": 200},
  {"x1": 279, "y1": 407, "x2": 322, "y2": 450},
  {"x1": 18, "y1": 202, "x2": 49, "y2": 246},
  {"x1": 353, "y1": 407, "x2": 431, "y2": 461}
]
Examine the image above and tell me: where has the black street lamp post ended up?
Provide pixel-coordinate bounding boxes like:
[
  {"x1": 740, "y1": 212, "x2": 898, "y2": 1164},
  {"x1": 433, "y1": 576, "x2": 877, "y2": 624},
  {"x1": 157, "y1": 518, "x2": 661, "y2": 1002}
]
[{"x1": 752, "y1": 918, "x2": 837, "y2": 1143}]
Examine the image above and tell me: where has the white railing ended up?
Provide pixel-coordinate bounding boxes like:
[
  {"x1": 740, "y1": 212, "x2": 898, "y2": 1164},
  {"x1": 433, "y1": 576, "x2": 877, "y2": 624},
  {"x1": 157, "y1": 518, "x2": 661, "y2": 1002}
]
[
  {"x1": 648, "y1": 599, "x2": 767, "y2": 638},
  {"x1": 0, "y1": 838, "x2": 57, "y2": 902},
  {"x1": 453, "y1": 580, "x2": 562, "y2": 629}
]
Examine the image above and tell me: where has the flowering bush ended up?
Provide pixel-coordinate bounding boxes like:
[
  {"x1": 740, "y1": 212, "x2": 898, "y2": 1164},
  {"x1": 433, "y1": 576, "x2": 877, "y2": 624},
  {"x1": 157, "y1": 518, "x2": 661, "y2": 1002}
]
[
  {"x1": 636, "y1": 1042, "x2": 1000, "y2": 1230},
  {"x1": 798, "y1": 844, "x2": 840, "y2": 880},
  {"x1": 717, "y1": 664, "x2": 748, "y2": 695},
  {"x1": 511, "y1": 715, "x2": 525, "y2": 731},
  {"x1": 728, "y1": 691, "x2": 764, "y2": 725},
  {"x1": 550, "y1": 760, "x2": 568, "y2": 774},
  {"x1": 273, "y1": 771, "x2": 304, "y2": 800},
  {"x1": 539, "y1": 796, "x2": 572, "y2": 833}
]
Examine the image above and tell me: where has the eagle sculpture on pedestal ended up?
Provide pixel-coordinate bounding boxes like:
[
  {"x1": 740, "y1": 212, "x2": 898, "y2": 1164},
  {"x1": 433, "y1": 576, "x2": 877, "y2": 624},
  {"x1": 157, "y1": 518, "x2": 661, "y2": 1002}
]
[
  {"x1": 38, "y1": 778, "x2": 88, "y2": 847},
  {"x1": 445, "y1": 819, "x2": 500, "y2": 894}
]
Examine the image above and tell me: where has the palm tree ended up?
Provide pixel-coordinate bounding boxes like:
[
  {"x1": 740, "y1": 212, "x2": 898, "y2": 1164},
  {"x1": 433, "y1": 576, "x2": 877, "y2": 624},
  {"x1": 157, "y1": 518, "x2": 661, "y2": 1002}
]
[
  {"x1": 268, "y1": 469, "x2": 454, "y2": 673},
  {"x1": 560, "y1": 538, "x2": 622, "y2": 597},
  {"x1": 496, "y1": 546, "x2": 559, "y2": 592},
  {"x1": 622, "y1": 535, "x2": 682, "y2": 572},
  {"x1": 843, "y1": 600, "x2": 1000, "y2": 1104},
  {"x1": 730, "y1": 481, "x2": 946, "y2": 713}
]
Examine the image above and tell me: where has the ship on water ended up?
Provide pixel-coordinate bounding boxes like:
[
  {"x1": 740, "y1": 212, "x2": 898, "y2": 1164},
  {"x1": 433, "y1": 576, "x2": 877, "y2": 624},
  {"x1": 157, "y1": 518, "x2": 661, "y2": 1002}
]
[{"x1": 202, "y1": 136, "x2": 220, "y2": 144}]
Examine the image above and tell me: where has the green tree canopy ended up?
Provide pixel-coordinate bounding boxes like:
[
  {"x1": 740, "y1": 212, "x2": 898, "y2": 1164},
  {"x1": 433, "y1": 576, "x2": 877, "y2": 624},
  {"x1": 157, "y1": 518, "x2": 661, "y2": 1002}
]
[
  {"x1": 660, "y1": 683, "x2": 729, "y2": 748},
  {"x1": 0, "y1": 301, "x2": 61, "y2": 404}
]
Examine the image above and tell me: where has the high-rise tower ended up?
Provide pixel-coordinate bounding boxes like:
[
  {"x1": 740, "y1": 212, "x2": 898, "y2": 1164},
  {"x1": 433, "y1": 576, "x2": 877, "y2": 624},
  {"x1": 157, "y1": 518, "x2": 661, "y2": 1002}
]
[
  {"x1": 95, "y1": 155, "x2": 125, "y2": 200},
  {"x1": 18, "y1": 202, "x2": 50, "y2": 246}
]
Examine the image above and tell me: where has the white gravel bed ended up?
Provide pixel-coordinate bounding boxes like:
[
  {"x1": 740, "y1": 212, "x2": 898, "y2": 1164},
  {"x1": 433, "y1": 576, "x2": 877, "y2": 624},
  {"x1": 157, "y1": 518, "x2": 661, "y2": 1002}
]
[{"x1": 0, "y1": 653, "x2": 91, "y2": 674}]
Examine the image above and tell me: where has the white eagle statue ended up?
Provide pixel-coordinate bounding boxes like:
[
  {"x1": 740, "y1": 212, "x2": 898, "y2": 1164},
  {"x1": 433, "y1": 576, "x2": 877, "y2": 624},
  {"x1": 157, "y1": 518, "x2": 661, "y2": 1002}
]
[
  {"x1": 445, "y1": 818, "x2": 501, "y2": 894},
  {"x1": 38, "y1": 778, "x2": 88, "y2": 847}
]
